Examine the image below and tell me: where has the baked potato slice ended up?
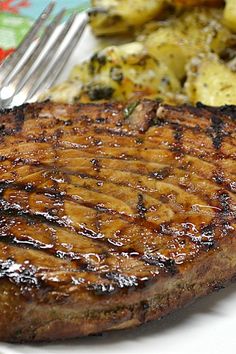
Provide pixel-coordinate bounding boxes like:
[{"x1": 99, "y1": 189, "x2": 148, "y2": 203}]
[
  {"x1": 89, "y1": 0, "x2": 165, "y2": 36},
  {"x1": 186, "y1": 55, "x2": 236, "y2": 106}
]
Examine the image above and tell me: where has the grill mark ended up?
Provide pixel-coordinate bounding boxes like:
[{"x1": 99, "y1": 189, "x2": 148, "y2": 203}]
[
  {"x1": 2, "y1": 116, "x2": 236, "y2": 159},
  {"x1": 0, "y1": 102, "x2": 235, "y2": 294},
  {"x1": 45, "y1": 151, "x2": 236, "y2": 186},
  {"x1": 0, "y1": 231, "x2": 166, "y2": 272},
  {"x1": 0, "y1": 251, "x2": 101, "y2": 289},
  {"x1": 0, "y1": 153, "x2": 208, "y2": 196},
  {"x1": 3, "y1": 159, "x2": 235, "y2": 210},
  {"x1": 56, "y1": 155, "x2": 221, "y2": 194},
  {"x1": 0, "y1": 182, "x2": 181, "y2": 261},
  {"x1": 213, "y1": 173, "x2": 225, "y2": 185},
  {"x1": 0, "y1": 152, "x2": 229, "y2": 195},
  {"x1": 158, "y1": 104, "x2": 236, "y2": 130},
  {"x1": 86, "y1": 283, "x2": 115, "y2": 295},
  {"x1": 0, "y1": 231, "x2": 107, "y2": 272},
  {"x1": 211, "y1": 171, "x2": 236, "y2": 193},
  {"x1": 0, "y1": 180, "x2": 156, "y2": 228},
  {"x1": 170, "y1": 122, "x2": 184, "y2": 158},
  {"x1": 0, "y1": 161, "x2": 225, "y2": 224},
  {"x1": 0, "y1": 197, "x2": 113, "y2": 251},
  {"x1": 0, "y1": 106, "x2": 26, "y2": 139},
  {"x1": 0, "y1": 186, "x2": 170, "y2": 240},
  {"x1": 0, "y1": 213, "x2": 231, "y2": 289},
  {"x1": 0, "y1": 210, "x2": 116, "y2": 264},
  {"x1": 173, "y1": 123, "x2": 183, "y2": 141},
  {"x1": 0, "y1": 230, "x2": 180, "y2": 289},
  {"x1": 137, "y1": 194, "x2": 147, "y2": 219},
  {"x1": 200, "y1": 224, "x2": 216, "y2": 250},
  {"x1": 8, "y1": 112, "x2": 236, "y2": 147},
  {"x1": 55, "y1": 128, "x2": 236, "y2": 158},
  {"x1": 153, "y1": 116, "x2": 235, "y2": 145},
  {"x1": 0, "y1": 197, "x2": 69, "y2": 228},
  {"x1": 196, "y1": 102, "x2": 236, "y2": 121},
  {"x1": 3, "y1": 102, "x2": 234, "y2": 148},
  {"x1": 52, "y1": 130, "x2": 236, "y2": 155},
  {"x1": 208, "y1": 115, "x2": 225, "y2": 150},
  {"x1": 159, "y1": 222, "x2": 217, "y2": 250},
  {"x1": 142, "y1": 254, "x2": 177, "y2": 275},
  {"x1": 0, "y1": 151, "x2": 235, "y2": 233},
  {"x1": 94, "y1": 126, "x2": 136, "y2": 137},
  {"x1": 0, "y1": 258, "x2": 39, "y2": 287},
  {"x1": 55, "y1": 142, "x2": 236, "y2": 166},
  {"x1": 217, "y1": 191, "x2": 233, "y2": 217},
  {"x1": 60, "y1": 165, "x2": 221, "y2": 206},
  {"x1": 90, "y1": 158, "x2": 101, "y2": 172},
  {"x1": 67, "y1": 172, "x2": 207, "y2": 221},
  {"x1": 0, "y1": 184, "x2": 181, "y2": 276},
  {"x1": 0, "y1": 225, "x2": 223, "y2": 290},
  {"x1": 0, "y1": 232, "x2": 55, "y2": 252},
  {"x1": 50, "y1": 148, "x2": 234, "y2": 178},
  {"x1": 14, "y1": 108, "x2": 25, "y2": 132},
  {"x1": 149, "y1": 167, "x2": 171, "y2": 180},
  {"x1": 1, "y1": 133, "x2": 236, "y2": 178},
  {"x1": 104, "y1": 272, "x2": 139, "y2": 289},
  {"x1": 52, "y1": 153, "x2": 236, "y2": 191},
  {"x1": 2, "y1": 102, "x2": 236, "y2": 164}
]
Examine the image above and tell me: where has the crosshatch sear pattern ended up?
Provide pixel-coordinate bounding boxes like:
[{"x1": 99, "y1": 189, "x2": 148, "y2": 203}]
[{"x1": 0, "y1": 100, "x2": 235, "y2": 342}]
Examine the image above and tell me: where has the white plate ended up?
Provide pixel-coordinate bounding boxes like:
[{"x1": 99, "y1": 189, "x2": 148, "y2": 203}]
[{"x1": 1, "y1": 14, "x2": 236, "y2": 354}]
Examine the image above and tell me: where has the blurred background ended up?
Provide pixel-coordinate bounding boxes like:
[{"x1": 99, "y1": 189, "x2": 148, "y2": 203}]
[{"x1": 0, "y1": 0, "x2": 90, "y2": 60}]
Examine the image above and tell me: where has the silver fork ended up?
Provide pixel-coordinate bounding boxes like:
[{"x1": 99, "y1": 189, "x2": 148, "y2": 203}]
[{"x1": 0, "y1": 1, "x2": 88, "y2": 109}]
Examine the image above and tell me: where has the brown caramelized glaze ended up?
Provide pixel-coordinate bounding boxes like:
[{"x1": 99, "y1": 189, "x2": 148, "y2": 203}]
[{"x1": 0, "y1": 100, "x2": 236, "y2": 341}]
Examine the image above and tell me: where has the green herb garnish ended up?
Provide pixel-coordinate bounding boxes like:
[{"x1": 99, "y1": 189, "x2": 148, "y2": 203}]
[{"x1": 123, "y1": 101, "x2": 140, "y2": 119}]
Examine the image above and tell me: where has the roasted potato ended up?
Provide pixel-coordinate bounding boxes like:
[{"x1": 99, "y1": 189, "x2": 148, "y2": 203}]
[
  {"x1": 89, "y1": 0, "x2": 165, "y2": 36},
  {"x1": 186, "y1": 55, "x2": 236, "y2": 106},
  {"x1": 223, "y1": 0, "x2": 236, "y2": 32},
  {"x1": 90, "y1": 0, "x2": 224, "y2": 37},
  {"x1": 45, "y1": 42, "x2": 181, "y2": 104},
  {"x1": 144, "y1": 9, "x2": 234, "y2": 79},
  {"x1": 144, "y1": 27, "x2": 189, "y2": 80},
  {"x1": 47, "y1": 2, "x2": 236, "y2": 107}
]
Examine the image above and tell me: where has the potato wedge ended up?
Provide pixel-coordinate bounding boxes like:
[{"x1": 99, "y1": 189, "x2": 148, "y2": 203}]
[{"x1": 186, "y1": 55, "x2": 236, "y2": 105}]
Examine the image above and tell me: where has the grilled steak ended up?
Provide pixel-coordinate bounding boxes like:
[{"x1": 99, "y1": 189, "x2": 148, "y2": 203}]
[{"x1": 0, "y1": 100, "x2": 235, "y2": 342}]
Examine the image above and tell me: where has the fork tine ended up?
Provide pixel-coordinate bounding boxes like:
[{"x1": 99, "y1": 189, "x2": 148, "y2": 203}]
[
  {"x1": 11, "y1": 14, "x2": 88, "y2": 106},
  {"x1": 0, "y1": 2, "x2": 55, "y2": 87},
  {"x1": 1, "y1": 9, "x2": 66, "y2": 96},
  {"x1": 29, "y1": 15, "x2": 88, "y2": 101},
  {"x1": 9, "y1": 13, "x2": 80, "y2": 107}
]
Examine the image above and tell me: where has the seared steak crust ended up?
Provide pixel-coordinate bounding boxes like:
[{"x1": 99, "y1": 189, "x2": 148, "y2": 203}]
[{"x1": 0, "y1": 100, "x2": 235, "y2": 342}]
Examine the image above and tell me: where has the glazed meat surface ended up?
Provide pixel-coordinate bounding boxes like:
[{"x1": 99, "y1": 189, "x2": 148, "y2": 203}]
[{"x1": 0, "y1": 100, "x2": 236, "y2": 342}]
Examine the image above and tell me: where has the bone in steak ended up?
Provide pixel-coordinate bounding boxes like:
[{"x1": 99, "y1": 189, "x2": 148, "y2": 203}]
[{"x1": 0, "y1": 100, "x2": 235, "y2": 342}]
